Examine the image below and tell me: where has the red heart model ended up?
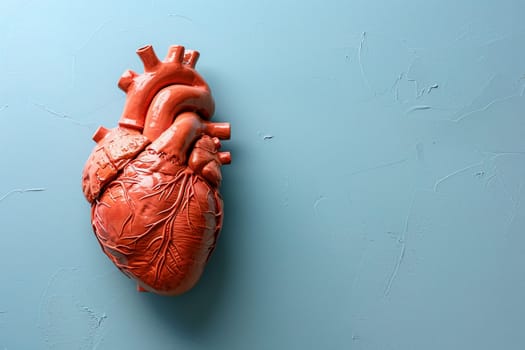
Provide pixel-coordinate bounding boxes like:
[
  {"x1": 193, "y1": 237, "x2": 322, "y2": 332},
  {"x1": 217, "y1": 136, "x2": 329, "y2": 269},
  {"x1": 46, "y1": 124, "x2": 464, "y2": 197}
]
[{"x1": 81, "y1": 45, "x2": 231, "y2": 295}]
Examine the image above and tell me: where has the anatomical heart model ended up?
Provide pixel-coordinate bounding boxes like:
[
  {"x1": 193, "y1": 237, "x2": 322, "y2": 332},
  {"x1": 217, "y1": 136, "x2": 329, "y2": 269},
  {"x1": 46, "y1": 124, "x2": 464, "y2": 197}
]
[{"x1": 81, "y1": 45, "x2": 231, "y2": 295}]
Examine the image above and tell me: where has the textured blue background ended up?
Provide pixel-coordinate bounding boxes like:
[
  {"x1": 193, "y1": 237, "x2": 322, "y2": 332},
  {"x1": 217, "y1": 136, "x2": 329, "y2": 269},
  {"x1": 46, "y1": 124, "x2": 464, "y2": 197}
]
[{"x1": 1, "y1": 1, "x2": 525, "y2": 349}]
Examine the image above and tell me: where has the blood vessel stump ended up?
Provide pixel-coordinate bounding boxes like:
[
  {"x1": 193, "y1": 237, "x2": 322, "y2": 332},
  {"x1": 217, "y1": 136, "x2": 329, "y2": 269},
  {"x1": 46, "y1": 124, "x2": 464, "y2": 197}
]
[{"x1": 81, "y1": 45, "x2": 231, "y2": 295}]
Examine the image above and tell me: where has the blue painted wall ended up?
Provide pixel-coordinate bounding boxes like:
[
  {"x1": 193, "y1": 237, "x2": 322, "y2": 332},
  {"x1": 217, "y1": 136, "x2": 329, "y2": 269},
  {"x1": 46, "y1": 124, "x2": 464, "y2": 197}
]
[{"x1": 1, "y1": 1, "x2": 525, "y2": 349}]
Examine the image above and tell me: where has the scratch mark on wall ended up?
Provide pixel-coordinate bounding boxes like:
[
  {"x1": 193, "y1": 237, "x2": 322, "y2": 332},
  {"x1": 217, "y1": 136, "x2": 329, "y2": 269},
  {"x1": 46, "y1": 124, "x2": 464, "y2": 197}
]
[
  {"x1": 405, "y1": 78, "x2": 439, "y2": 99},
  {"x1": 520, "y1": 75, "x2": 525, "y2": 96},
  {"x1": 69, "y1": 21, "x2": 110, "y2": 90},
  {"x1": 38, "y1": 268, "x2": 108, "y2": 350},
  {"x1": 407, "y1": 78, "x2": 420, "y2": 99},
  {"x1": 37, "y1": 268, "x2": 70, "y2": 347},
  {"x1": 390, "y1": 73, "x2": 404, "y2": 102},
  {"x1": 454, "y1": 94, "x2": 517, "y2": 122},
  {"x1": 257, "y1": 131, "x2": 275, "y2": 141},
  {"x1": 482, "y1": 149, "x2": 525, "y2": 155},
  {"x1": 38, "y1": 268, "x2": 79, "y2": 310},
  {"x1": 433, "y1": 162, "x2": 484, "y2": 192},
  {"x1": 313, "y1": 195, "x2": 327, "y2": 216},
  {"x1": 34, "y1": 103, "x2": 94, "y2": 127},
  {"x1": 406, "y1": 105, "x2": 432, "y2": 114},
  {"x1": 455, "y1": 73, "x2": 496, "y2": 106},
  {"x1": 0, "y1": 104, "x2": 8, "y2": 112},
  {"x1": 454, "y1": 21, "x2": 472, "y2": 42},
  {"x1": 484, "y1": 173, "x2": 497, "y2": 188},
  {"x1": 168, "y1": 13, "x2": 194, "y2": 22},
  {"x1": 506, "y1": 182, "x2": 523, "y2": 235},
  {"x1": 427, "y1": 84, "x2": 439, "y2": 94},
  {"x1": 384, "y1": 245, "x2": 405, "y2": 296},
  {"x1": 481, "y1": 33, "x2": 510, "y2": 47},
  {"x1": 384, "y1": 192, "x2": 416, "y2": 296},
  {"x1": 78, "y1": 304, "x2": 107, "y2": 328},
  {"x1": 75, "y1": 21, "x2": 110, "y2": 53},
  {"x1": 405, "y1": 55, "x2": 418, "y2": 77},
  {"x1": 348, "y1": 158, "x2": 407, "y2": 177},
  {"x1": 358, "y1": 31, "x2": 371, "y2": 91},
  {"x1": 0, "y1": 188, "x2": 46, "y2": 202},
  {"x1": 83, "y1": 98, "x2": 122, "y2": 120}
]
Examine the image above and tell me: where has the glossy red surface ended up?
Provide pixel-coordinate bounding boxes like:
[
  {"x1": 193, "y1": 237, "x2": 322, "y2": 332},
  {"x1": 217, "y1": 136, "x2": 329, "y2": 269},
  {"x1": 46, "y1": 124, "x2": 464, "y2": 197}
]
[{"x1": 81, "y1": 45, "x2": 230, "y2": 295}]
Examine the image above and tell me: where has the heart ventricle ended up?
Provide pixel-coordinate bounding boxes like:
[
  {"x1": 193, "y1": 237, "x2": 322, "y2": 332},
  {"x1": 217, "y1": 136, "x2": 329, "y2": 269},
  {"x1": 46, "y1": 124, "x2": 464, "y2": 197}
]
[{"x1": 92, "y1": 151, "x2": 223, "y2": 295}]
